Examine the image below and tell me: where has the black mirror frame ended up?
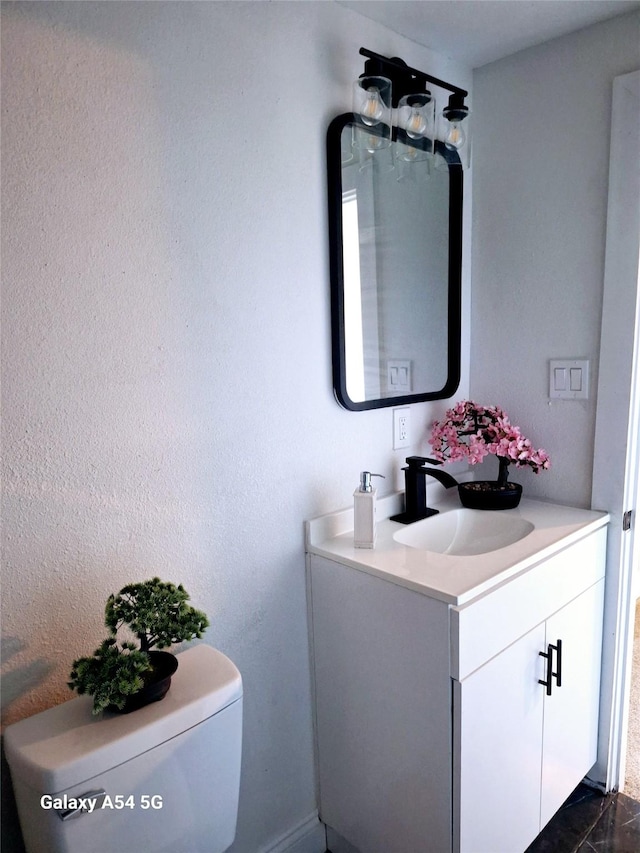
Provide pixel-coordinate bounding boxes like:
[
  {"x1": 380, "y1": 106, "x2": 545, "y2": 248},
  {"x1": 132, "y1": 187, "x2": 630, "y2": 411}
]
[{"x1": 328, "y1": 113, "x2": 463, "y2": 411}]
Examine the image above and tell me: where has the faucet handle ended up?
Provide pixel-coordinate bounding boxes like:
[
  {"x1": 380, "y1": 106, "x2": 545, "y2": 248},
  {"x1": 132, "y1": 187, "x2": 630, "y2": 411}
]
[{"x1": 405, "y1": 456, "x2": 441, "y2": 469}]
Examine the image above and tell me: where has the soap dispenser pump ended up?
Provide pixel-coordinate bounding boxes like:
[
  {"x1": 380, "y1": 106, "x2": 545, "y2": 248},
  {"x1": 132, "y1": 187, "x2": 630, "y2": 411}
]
[{"x1": 354, "y1": 471, "x2": 385, "y2": 549}]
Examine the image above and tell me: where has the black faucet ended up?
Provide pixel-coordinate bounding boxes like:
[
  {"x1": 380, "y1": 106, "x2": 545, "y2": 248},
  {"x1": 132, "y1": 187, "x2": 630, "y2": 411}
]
[{"x1": 391, "y1": 456, "x2": 458, "y2": 524}]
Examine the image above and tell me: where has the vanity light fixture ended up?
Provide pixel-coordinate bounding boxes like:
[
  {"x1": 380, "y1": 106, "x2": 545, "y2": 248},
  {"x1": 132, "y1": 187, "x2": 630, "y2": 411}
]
[{"x1": 353, "y1": 47, "x2": 471, "y2": 168}]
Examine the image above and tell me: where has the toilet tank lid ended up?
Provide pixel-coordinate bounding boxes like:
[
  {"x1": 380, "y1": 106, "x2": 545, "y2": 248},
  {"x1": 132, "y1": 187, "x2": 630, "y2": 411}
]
[{"x1": 4, "y1": 644, "x2": 242, "y2": 794}]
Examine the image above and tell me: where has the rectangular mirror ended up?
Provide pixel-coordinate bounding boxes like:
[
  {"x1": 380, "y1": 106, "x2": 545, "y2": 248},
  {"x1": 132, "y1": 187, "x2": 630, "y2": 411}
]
[{"x1": 328, "y1": 114, "x2": 463, "y2": 410}]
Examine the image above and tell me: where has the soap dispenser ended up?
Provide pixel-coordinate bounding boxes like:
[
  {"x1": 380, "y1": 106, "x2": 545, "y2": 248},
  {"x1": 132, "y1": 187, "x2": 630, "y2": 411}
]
[{"x1": 354, "y1": 471, "x2": 385, "y2": 549}]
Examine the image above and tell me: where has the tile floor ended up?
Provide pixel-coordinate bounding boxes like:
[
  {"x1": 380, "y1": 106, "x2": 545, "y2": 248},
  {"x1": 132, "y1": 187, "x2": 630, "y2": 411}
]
[
  {"x1": 324, "y1": 785, "x2": 640, "y2": 852},
  {"x1": 526, "y1": 784, "x2": 640, "y2": 853}
]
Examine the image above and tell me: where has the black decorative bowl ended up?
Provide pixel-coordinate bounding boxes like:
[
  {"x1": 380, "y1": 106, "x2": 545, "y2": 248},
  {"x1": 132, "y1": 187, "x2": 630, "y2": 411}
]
[{"x1": 458, "y1": 481, "x2": 523, "y2": 511}]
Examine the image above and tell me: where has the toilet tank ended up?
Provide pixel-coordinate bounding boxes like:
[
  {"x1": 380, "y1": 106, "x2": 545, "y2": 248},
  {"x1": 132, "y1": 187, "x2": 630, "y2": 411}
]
[{"x1": 5, "y1": 644, "x2": 242, "y2": 853}]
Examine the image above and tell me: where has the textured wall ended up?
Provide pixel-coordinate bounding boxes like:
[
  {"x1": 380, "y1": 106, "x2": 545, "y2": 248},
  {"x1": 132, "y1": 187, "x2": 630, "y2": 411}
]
[
  {"x1": 0, "y1": 3, "x2": 471, "y2": 851},
  {"x1": 470, "y1": 11, "x2": 640, "y2": 507}
]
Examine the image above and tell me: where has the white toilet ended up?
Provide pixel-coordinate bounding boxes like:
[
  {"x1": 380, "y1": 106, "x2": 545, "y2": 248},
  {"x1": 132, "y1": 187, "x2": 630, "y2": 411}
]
[{"x1": 5, "y1": 644, "x2": 242, "y2": 853}]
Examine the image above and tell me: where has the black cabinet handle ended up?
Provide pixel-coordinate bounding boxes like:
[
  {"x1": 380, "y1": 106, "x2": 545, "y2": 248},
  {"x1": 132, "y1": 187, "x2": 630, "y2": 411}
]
[
  {"x1": 539, "y1": 640, "x2": 563, "y2": 695},
  {"x1": 551, "y1": 639, "x2": 562, "y2": 688},
  {"x1": 538, "y1": 645, "x2": 553, "y2": 695}
]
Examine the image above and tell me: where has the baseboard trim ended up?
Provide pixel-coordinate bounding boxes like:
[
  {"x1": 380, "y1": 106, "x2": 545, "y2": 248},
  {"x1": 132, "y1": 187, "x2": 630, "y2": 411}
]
[
  {"x1": 325, "y1": 826, "x2": 361, "y2": 853},
  {"x1": 260, "y1": 811, "x2": 326, "y2": 853}
]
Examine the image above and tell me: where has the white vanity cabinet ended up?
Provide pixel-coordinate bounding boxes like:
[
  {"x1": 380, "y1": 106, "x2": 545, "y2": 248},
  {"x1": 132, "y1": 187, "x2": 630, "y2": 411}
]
[{"x1": 306, "y1": 500, "x2": 608, "y2": 853}]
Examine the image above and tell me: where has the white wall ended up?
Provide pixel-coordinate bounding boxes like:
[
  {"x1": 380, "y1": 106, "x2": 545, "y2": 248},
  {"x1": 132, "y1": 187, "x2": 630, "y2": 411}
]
[
  {"x1": 0, "y1": 3, "x2": 471, "y2": 851},
  {"x1": 470, "y1": 11, "x2": 640, "y2": 508}
]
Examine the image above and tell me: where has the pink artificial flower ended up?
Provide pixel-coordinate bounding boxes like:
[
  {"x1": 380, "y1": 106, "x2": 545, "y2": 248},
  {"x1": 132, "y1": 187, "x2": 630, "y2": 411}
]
[{"x1": 428, "y1": 400, "x2": 550, "y2": 474}]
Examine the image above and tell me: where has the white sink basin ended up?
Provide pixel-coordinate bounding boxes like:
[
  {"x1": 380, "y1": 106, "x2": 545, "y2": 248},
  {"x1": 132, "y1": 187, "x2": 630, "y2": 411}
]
[{"x1": 393, "y1": 508, "x2": 535, "y2": 556}]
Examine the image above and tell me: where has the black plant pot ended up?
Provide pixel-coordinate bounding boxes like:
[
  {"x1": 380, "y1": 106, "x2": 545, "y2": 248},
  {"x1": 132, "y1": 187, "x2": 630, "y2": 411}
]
[
  {"x1": 458, "y1": 481, "x2": 523, "y2": 511},
  {"x1": 110, "y1": 651, "x2": 179, "y2": 714}
]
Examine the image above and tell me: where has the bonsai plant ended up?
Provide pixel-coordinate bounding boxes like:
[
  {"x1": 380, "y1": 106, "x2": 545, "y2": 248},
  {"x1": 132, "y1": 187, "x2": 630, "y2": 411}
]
[
  {"x1": 429, "y1": 400, "x2": 550, "y2": 509},
  {"x1": 69, "y1": 578, "x2": 209, "y2": 714}
]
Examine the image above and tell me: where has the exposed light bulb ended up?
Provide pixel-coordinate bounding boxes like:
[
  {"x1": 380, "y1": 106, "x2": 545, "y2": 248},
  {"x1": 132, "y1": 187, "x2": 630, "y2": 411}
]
[
  {"x1": 444, "y1": 119, "x2": 466, "y2": 150},
  {"x1": 353, "y1": 76, "x2": 391, "y2": 149},
  {"x1": 361, "y1": 87, "x2": 384, "y2": 125},
  {"x1": 442, "y1": 97, "x2": 469, "y2": 155},
  {"x1": 398, "y1": 93, "x2": 433, "y2": 142},
  {"x1": 406, "y1": 109, "x2": 428, "y2": 139}
]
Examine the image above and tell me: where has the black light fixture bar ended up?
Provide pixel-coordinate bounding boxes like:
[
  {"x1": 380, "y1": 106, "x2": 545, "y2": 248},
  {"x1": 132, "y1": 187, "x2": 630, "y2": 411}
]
[{"x1": 359, "y1": 47, "x2": 468, "y2": 106}]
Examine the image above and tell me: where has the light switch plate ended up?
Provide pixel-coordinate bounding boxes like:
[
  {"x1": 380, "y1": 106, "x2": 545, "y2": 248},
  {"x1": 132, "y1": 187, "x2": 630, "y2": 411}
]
[{"x1": 550, "y1": 359, "x2": 589, "y2": 399}]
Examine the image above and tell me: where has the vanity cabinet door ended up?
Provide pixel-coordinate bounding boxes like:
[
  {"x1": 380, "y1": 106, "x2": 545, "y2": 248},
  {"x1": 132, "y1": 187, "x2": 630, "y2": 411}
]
[
  {"x1": 454, "y1": 623, "x2": 546, "y2": 853},
  {"x1": 455, "y1": 579, "x2": 605, "y2": 853},
  {"x1": 540, "y1": 579, "x2": 605, "y2": 828}
]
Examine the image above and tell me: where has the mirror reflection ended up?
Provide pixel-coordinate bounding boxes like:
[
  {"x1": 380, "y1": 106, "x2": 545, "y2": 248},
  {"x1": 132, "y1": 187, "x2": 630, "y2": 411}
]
[{"x1": 328, "y1": 115, "x2": 463, "y2": 410}]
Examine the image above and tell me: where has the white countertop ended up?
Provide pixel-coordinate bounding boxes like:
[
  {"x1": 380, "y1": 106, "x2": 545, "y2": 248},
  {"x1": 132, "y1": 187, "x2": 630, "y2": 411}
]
[{"x1": 305, "y1": 492, "x2": 609, "y2": 605}]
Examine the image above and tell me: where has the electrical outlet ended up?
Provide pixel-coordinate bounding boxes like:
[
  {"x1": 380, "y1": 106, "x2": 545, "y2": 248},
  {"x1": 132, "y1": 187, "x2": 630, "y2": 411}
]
[{"x1": 393, "y1": 407, "x2": 411, "y2": 450}]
